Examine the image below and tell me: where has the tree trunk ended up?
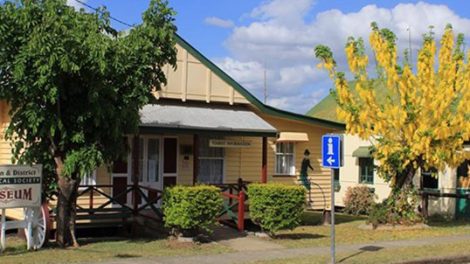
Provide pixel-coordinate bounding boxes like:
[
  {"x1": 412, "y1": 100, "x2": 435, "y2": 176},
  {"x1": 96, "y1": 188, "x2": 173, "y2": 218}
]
[
  {"x1": 55, "y1": 158, "x2": 81, "y2": 248},
  {"x1": 394, "y1": 165, "x2": 416, "y2": 191},
  {"x1": 385, "y1": 166, "x2": 423, "y2": 224}
]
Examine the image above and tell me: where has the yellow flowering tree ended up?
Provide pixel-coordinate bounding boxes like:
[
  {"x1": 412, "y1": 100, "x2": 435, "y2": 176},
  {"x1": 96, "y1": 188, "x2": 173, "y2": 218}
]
[{"x1": 315, "y1": 23, "x2": 469, "y2": 218}]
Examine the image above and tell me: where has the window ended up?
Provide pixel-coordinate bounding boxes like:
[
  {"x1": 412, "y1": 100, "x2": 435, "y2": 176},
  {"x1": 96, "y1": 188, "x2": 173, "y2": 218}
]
[
  {"x1": 138, "y1": 138, "x2": 160, "y2": 183},
  {"x1": 81, "y1": 170, "x2": 96, "y2": 186},
  {"x1": 146, "y1": 138, "x2": 160, "y2": 183},
  {"x1": 359, "y1": 158, "x2": 374, "y2": 184},
  {"x1": 457, "y1": 160, "x2": 469, "y2": 177},
  {"x1": 422, "y1": 168, "x2": 438, "y2": 189},
  {"x1": 275, "y1": 142, "x2": 295, "y2": 175},
  {"x1": 457, "y1": 160, "x2": 469, "y2": 188},
  {"x1": 198, "y1": 136, "x2": 224, "y2": 184}
]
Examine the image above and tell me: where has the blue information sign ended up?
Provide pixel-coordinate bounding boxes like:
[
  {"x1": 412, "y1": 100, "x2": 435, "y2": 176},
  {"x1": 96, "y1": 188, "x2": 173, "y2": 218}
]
[{"x1": 322, "y1": 135, "x2": 342, "y2": 168}]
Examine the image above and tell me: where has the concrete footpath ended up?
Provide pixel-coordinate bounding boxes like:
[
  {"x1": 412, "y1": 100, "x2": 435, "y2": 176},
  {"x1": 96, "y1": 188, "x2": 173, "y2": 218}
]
[{"x1": 99, "y1": 233, "x2": 470, "y2": 264}]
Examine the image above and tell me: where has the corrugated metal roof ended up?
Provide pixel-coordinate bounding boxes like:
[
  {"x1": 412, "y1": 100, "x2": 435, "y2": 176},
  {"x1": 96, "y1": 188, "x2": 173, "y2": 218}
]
[{"x1": 140, "y1": 104, "x2": 277, "y2": 135}]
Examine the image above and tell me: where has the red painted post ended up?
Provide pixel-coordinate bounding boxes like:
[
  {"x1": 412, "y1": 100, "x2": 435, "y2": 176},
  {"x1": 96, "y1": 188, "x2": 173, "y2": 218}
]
[{"x1": 238, "y1": 191, "x2": 245, "y2": 232}]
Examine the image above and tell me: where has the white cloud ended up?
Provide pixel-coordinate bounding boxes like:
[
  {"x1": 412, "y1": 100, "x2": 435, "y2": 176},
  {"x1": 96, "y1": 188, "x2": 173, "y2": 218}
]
[
  {"x1": 218, "y1": 0, "x2": 470, "y2": 114},
  {"x1": 250, "y1": 0, "x2": 314, "y2": 26},
  {"x1": 66, "y1": 0, "x2": 86, "y2": 10},
  {"x1": 204, "y1": 17, "x2": 235, "y2": 28}
]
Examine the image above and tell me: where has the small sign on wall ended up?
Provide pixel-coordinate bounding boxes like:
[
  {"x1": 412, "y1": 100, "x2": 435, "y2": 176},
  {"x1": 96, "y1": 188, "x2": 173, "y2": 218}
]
[
  {"x1": 209, "y1": 139, "x2": 251, "y2": 148},
  {"x1": 0, "y1": 165, "x2": 42, "y2": 209}
]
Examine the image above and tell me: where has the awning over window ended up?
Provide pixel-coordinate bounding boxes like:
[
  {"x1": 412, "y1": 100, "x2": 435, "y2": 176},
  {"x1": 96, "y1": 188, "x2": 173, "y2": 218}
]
[
  {"x1": 276, "y1": 132, "x2": 309, "y2": 142},
  {"x1": 352, "y1": 146, "x2": 373, "y2": 157},
  {"x1": 139, "y1": 103, "x2": 277, "y2": 137}
]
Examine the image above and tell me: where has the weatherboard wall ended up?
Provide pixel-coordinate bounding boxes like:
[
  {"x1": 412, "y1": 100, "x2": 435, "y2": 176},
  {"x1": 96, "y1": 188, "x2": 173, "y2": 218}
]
[
  {"x1": 335, "y1": 135, "x2": 391, "y2": 207},
  {"x1": 153, "y1": 43, "x2": 248, "y2": 105},
  {"x1": 258, "y1": 113, "x2": 337, "y2": 210},
  {"x1": 0, "y1": 101, "x2": 12, "y2": 164}
]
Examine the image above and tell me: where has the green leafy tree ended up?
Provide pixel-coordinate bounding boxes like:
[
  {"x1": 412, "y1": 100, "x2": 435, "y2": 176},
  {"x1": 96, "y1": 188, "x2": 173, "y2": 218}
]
[{"x1": 0, "y1": 0, "x2": 177, "y2": 247}]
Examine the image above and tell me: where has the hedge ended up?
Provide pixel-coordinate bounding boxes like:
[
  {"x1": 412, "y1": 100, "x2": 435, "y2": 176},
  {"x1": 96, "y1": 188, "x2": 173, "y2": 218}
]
[
  {"x1": 247, "y1": 183, "x2": 306, "y2": 235},
  {"x1": 163, "y1": 185, "x2": 222, "y2": 235}
]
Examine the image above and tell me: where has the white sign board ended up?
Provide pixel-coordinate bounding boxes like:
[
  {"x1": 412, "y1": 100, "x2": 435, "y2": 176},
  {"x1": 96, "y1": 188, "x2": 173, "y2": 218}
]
[
  {"x1": 0, "y1": 165, "x2": 42, "y2": 209},
  {"x1": 209, "y1": 139, "x2": 251, "y2": 148}
]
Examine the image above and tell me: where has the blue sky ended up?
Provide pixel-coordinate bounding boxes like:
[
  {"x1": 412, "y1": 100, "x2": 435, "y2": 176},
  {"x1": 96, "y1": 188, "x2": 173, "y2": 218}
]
[{"x1": 70, "y1": 0, "x2": 470, "y2": 114}]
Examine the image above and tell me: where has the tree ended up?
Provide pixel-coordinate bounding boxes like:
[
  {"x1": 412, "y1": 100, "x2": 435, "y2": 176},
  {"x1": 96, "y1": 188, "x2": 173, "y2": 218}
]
[
  {"x1": 315, "y1": 24, "x2": 469, "y2": 217},
  {"x1": 0, "y1": 0, "x2": 177, "y2": 247}
]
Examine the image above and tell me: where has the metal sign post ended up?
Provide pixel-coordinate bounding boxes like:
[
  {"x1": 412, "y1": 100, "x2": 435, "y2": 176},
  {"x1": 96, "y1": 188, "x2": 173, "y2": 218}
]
[
  {"x1": 330, "y1": 168, "x2": 335, "y2": 264},
  {"x1": 322, "y1": 135, "x2": 342, "y2": 264}
]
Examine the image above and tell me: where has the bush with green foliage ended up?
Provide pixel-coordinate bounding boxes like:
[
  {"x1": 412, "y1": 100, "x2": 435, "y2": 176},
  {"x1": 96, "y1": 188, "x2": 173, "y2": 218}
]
[
  {"x1": 343, "y1": 185, "x2": 376, "y2": 215},
  {"x1": 248, "y1": 183, "x2": 306, "y2": 235},
  {"x1": 368, "y1": 187, "x2": 423, "y2": 227},
  {"x1": 163, "y1": 185, "x2": 222, "y2": 235}
]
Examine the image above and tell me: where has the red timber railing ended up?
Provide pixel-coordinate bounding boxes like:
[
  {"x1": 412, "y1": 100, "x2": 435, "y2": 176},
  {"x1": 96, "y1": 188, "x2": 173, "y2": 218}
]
[{"x1": 214, "y1": 178, "x2": 250, "y2": 232}]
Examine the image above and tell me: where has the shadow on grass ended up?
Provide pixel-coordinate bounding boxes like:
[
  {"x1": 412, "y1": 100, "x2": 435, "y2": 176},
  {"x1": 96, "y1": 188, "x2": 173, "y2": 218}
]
[
  {"x1": 274, "y1": 233, "x2": 325, "y2": 240},
  {"x1": 338, "y1": 245, "x2": 383, "y2": 263},
  {"x1": 301, "y1": 211, "x2": 366, "y2": 226},
  {"x1": 426, "y1": 216, "x2": 470, "y2": 228},
  {"x1": 115, "y1": 253, "x2": 141, "y2": 258}
]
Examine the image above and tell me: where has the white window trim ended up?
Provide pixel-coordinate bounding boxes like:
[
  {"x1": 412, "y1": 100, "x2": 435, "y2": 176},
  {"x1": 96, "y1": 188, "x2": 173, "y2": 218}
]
[
  {"x1": 358, "y1": 157, "x2": 374, "y2": 185},
  {"x1": 274, "y1": 142, "x2": 296, "y2": 176},
  {"x1": 80, "y1": 170, "x2": 97, "y2": 187}
]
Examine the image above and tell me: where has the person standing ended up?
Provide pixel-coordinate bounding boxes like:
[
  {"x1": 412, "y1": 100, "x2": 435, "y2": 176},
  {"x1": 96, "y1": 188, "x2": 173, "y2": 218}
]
[{"x1": 300, "y1": 149, "x2": 314, "y2": 204}]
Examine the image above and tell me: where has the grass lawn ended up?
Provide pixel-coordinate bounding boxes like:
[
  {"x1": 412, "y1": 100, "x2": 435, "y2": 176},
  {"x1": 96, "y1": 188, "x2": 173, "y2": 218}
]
[
  {"x1": 251, "y1": 240, "x2": 470, "y2": 264},
  {"x1": 0, "y1": 235, "x2": 232, "y2": 264},
  {"x1": 271, "y1": 211, "x2": 470, "y2": 248}
]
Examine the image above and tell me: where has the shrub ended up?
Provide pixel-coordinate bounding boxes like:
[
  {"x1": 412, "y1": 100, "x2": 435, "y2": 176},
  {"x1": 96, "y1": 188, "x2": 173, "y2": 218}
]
[
  {"x1": 367, "y1": 187, "x2": 423, "y2": 228},
  {"x1": 163, "y1": 185, "x2": 222, "y2": 235},
  {"x1": 248, "y1": 183, "x2": 306, "y2": 236},
  {"x1": 343, "y1": 185, "x2": 376, "y2": 215}
]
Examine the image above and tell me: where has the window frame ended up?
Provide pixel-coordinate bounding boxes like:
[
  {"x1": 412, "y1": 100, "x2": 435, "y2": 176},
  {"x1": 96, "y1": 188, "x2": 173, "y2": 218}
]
[
  {"x1": 197, "y1": 136, "x2": 225, "y2": 184},
  {"x1": 274, "y1": 142, "x2": 296, "y2": 176},
  {"x1": 358, "y1": 157, "x2": 374, "y2": 184}
]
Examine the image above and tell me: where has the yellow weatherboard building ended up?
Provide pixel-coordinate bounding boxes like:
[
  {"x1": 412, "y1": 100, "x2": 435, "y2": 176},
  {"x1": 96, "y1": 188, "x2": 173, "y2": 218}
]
[{"x1": 0, "y1": 34, "x2": 344, "y2": 223}]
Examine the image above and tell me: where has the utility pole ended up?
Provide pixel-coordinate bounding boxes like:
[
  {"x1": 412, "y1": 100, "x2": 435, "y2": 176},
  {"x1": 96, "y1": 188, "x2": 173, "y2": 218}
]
[
  {"x1": 407, "y1": 27, "x2": 412, "y2": 66},
  {"x1": 263, "y1": 61, "x2": 267, "y2": 104}
]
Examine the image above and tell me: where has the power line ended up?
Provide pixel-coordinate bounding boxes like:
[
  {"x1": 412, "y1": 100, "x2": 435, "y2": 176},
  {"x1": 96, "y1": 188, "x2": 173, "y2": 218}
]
[{"x1": 72, "y1": 0, "x2": 135, "y2": 28}]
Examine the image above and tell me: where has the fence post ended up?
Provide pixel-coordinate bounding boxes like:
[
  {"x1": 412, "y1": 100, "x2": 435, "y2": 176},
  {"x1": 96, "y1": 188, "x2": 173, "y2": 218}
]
[
  {"x1": 237, "y1": 191, "x2": 245, "y2": 232},
  {"x1": 89, "y1": 187, "x2": 94, "y2": 213},
  {"x1": 422, "y1": 193, "x2": 429, "y2": 218}
]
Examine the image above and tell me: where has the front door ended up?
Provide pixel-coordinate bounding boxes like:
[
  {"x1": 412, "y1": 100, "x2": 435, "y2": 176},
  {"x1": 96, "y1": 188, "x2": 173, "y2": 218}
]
[{"x1": 139, "y1": 137, "x2": 162, "y2": 203}]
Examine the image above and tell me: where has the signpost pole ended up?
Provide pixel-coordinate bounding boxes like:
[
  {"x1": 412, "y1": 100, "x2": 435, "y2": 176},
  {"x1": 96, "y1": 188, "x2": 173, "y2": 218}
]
[
  {"x1": 330, "y1": 169, "x2": 335, "y2": 264},
  {"x1": 322, "y1": 135, "x2": 341, "y2": 264}
]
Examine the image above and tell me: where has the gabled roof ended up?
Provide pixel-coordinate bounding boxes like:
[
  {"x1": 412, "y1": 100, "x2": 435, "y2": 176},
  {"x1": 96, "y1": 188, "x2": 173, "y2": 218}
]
[
  {"x1": 307, "y1": 80, "x2": 391, "y2": 123},
  {"x1": 174, "y1": 34, "x2": 345, "y2": 131}
]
